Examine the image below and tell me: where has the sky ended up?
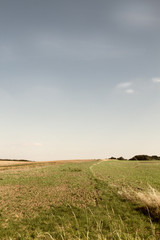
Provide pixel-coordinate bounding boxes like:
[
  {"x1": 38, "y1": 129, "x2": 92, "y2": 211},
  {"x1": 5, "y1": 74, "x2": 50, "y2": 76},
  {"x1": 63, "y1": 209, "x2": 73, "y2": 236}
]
[{"x1": 0, "y1": 0, "x2": 160, "y2": 161}]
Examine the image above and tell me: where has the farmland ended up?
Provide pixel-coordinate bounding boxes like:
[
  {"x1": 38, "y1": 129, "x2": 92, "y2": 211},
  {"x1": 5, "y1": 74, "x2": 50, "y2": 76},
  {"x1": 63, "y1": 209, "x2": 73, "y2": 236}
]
[{"x1": 0, "y1": 159, "x2": 160, "y2": 239}]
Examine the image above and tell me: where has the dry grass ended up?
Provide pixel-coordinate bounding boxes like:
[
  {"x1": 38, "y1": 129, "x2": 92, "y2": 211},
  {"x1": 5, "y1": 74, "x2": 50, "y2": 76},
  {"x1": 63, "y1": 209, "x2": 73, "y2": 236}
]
[
  {"x1": 0, "y1": 184, "x2": 69, "y2": 219},
  {"x1": 0, "y1": 159, "x2": 96, "y2": 171},
  {"x1": 0, "y1": 162, "x2": 98, "y2": 220},
  {"x1": 0, "y1": 161, "x2": 32, "y2": 166},
  {"x1": 0, "y1": 159, "x2": 95, "y2": 165},
  {"x1": 118, "y1": 186, "x2": 160, "y2": 220},
  {"x1": 0, "y1": 183, "x2": 97, "y2": 219}
]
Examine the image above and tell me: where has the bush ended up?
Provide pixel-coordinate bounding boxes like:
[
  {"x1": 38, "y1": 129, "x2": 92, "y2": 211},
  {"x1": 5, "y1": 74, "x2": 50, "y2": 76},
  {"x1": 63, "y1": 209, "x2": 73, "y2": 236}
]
[
  {"x1": 129, "y1": 155, "x2": 160, "y2": 161},
  {"x1": 117, "y1": 157, "x2": 125, "y2": 160}
]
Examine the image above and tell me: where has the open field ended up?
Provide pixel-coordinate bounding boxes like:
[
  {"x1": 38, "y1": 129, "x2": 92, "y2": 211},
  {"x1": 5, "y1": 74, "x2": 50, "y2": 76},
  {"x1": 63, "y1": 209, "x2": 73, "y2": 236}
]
[
  {"x1": 0, "y1": 159, "x2": 94, "y2": 167},
  {"x1": 0, "y1": 161, "x2": 32, "y2": 166},
  {"x1": 0, "y1": 159, "x2": 160, "y2": 239}
]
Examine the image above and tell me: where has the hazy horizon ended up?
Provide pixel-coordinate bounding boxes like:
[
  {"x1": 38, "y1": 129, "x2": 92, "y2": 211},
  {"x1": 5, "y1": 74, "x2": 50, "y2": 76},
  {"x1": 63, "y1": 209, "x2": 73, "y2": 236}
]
[{"x1": 1, "y1": 0, "x2": 160, "y2": 161}]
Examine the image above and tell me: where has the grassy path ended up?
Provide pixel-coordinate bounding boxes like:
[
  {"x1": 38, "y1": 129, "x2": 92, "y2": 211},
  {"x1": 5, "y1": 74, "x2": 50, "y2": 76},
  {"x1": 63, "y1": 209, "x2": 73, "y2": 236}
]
[{"x1": 89, "y1": 159, "x2": 108, "y2": 179}]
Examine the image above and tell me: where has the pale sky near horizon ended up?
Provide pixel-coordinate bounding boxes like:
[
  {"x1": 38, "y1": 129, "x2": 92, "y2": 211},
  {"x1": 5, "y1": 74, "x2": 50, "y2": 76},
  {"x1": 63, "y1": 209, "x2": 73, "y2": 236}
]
[{"x1": 0, "y1": 0, "x2": 160, "y2": 161}]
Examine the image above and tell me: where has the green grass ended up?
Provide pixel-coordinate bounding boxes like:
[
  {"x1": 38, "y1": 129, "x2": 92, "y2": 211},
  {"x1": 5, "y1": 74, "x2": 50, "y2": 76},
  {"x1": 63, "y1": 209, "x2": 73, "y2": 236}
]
[
  {"x1": 92, "y1": 160, "x2": 160, "y2": 190},
  {"x1": 0, "y1": 160, "x2": 160, "y2": 239}
]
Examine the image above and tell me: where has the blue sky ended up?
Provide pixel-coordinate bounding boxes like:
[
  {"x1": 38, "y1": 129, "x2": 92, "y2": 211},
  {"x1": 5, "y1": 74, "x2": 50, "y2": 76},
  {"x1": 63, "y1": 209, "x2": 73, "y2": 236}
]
[{"x1": 0, "y1": 0, "x2": 160, "y2": 160}]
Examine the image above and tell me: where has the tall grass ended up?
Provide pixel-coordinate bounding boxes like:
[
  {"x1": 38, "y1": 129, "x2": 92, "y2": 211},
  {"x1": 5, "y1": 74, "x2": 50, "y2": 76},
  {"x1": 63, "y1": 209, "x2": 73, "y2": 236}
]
[
  {"x1": 34, "y1": 206, "x2": 157, "y2": 240},
  {"x1": 118, "y1": 186, "x2": 160, "y2": 221}
]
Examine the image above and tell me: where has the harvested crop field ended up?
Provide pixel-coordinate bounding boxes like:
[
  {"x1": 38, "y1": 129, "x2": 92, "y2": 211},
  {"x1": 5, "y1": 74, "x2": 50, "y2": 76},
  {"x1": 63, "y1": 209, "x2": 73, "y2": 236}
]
[{"x1": 0, "y1": 161, "x2": 32, "y2": 166}]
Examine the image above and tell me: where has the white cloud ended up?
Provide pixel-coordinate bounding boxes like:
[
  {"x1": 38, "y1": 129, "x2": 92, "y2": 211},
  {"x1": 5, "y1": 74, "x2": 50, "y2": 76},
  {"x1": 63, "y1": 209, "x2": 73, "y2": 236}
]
[
  {"x1": 152, "y1": 78, "x2": 160, "y2": 83},
  {"x1": 125, "y1": 89, "x2": 134, "y2": 94},
  {"x1": 116, "y1": 82, "x2": 135, "y2": 95},
  {"x1": 117, "y1": 82, "x2": 132, "y2": 89}
]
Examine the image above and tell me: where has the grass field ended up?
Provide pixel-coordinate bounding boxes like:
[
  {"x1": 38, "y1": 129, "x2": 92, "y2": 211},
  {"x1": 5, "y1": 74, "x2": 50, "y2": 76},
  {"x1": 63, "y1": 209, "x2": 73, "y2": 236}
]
[{"x1": 0, "y1": 159, "x2": 160, "y2": 239}]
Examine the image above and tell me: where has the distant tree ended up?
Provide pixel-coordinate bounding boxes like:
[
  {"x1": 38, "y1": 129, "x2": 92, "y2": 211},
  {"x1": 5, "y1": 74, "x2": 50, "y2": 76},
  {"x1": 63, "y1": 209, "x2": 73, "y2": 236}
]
[
  {"x1": 129, "y1": 155, "x2": 160, "y2": 161},
  {"x1": 117, "y1": 157, "x2": 125, "y2": 160}
]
